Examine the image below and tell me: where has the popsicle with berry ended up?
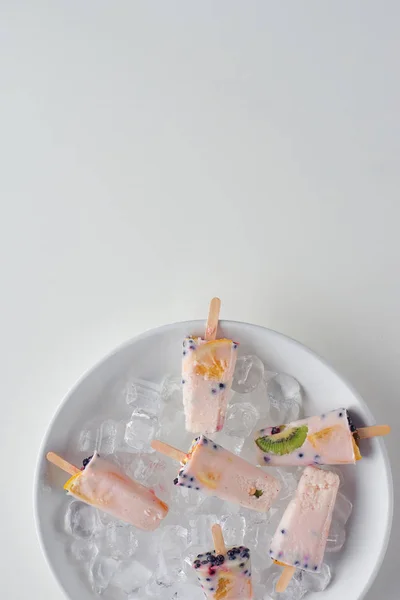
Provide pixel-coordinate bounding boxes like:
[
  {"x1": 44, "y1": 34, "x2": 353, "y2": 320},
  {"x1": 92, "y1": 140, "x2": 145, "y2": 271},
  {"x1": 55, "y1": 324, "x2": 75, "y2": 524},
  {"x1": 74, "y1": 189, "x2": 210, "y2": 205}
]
[
  {"x1": 254, "y1": 408, "x2": 390, "y2": 467},
  {"x1": 193, "y1": 524, "x2": 253, "y2": 599},
  {"x1": 182, "y1": 297, "x2": 238, "y2": 433},
  {"x1": 151, "y1": 435, "x2": 280, "y2": 512},
  {"x1": 46, "y1": 452, "x2": 168, "y2": 531},
  {"x1": 270, "y1": 466, "x2": 340, "y2": 592}
]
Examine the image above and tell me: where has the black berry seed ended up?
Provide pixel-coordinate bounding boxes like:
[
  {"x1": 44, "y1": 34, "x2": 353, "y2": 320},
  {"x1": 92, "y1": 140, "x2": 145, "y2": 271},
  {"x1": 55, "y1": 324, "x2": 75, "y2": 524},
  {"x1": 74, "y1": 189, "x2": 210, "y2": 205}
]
[
  {"x1": 82, "y1": 455, "x2": 93, "y2": 468},
  {"x1": 173, "y1": 478, "x2": 178, "y2": 485},
  {"x1": 215, "y1": 555, "x2": 224, "y2": 565},
  {"x1": 219, "y1": 383, "x2": 225, "y2": 389}
]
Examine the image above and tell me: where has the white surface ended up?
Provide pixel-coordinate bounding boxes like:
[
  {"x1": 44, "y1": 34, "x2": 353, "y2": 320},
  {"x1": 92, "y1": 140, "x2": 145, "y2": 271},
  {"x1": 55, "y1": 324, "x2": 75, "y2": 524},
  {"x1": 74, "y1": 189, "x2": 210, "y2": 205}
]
[
  {"x1": 0, "y1": 1, "x2": 399, "y2": 598},
  {"x1": 35, "y1": 321, "x2": 392, "y2": 600}
]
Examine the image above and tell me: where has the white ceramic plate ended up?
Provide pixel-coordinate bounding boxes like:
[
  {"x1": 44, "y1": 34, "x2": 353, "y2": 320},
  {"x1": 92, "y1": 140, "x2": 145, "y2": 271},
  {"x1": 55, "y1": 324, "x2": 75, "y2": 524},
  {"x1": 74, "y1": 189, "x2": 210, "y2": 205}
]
[{"x1": 34, "y1": 321, "x2": 393, "y2": 600}]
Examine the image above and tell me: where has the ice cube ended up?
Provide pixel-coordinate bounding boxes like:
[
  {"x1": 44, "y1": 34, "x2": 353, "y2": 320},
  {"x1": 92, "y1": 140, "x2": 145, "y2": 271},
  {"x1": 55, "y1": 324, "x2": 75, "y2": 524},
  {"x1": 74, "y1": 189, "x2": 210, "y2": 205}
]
[
  {"x1": 96, "y1": 522, "x2": 139, "y2": 559},
  {"x1": 159, "y1": 402, "x2": 192, "y2": 451},
  {"x1": 125, "y1": 412, "x2": 159, "y2": 452},
  {"x1": 232, "y1": 355, "x2": 265, "y2": 393},
  {"x1": 145, "y1": 578, "x2": 174, "y2": 597},
  {"x1": 192, "y1": 495, "x2": 224, "y2": 517},
  {"x1": 224, "y1": 402, "x2": 259, "y2": 437},
  {"x1": 69, "y1": 538, "x2": 97, "y2": 563},
  {"x1": 301, "y1": 563, "x2": 331, "y2": 592},
  {"x1": 170, "y1": 485, "x2": 205, "y2": 515},
  {"x1": 65, "y1": 501, "x2": 99, "y2": 540},
  {"x1": 157, "y1": 525, "x2": 188, "y2": 585},
  {"x1": 126, "y1": 379, "x2": 162, "y2": 416},
  {"x1": 133, "y1": 453, "x2": 161, "y2": 483},
  {"x1": 98, "y1": 419, "x2": 124, "y2": 455},
  {"x1": 160, "y1": 375, "x2": 182, "y2": 406},
  {"x1": 212, "y1": 429, "x2": 245, "y2": 455},
  {"x1": 188, "y1": 514, "x2": 217, "y2": 547},
  {"x1": 326, "y1": 518, "x2": 346, "y2": 552},
  {"x1": 89, "y1": 554, "x2": 119, "y2": 594},
  {"x1": 78, "y1": 422, "x2": 102, "y2": 454},
  {"x1": 266, "y1": 372, "x2": 303, "y2": 424},
  {"x1": 113, "y1": 560, "x2": 152, "y2": 594},
  {"x1": 333, "y1": 491, "x2": 353, "y2": 524},
  {"x1": 253, "y1": 583, "x2": 268, "y2": 600},
  {"x1": 235, "y1": 382, "x2": 270, "y2": 419},
  {"x1": 221, "y1": 514, "x2": 246, "y2": 546},
  {"x1": 275, "y1": 468, "x2": 300, "y2": 501}
]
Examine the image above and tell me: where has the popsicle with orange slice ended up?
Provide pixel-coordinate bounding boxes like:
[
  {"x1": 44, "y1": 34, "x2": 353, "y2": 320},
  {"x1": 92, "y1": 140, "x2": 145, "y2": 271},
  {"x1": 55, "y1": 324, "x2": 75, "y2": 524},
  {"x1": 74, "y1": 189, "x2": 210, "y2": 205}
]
[
  {"x1": 254, "y1": 408, "x2": 390, "y2": 467},
  {"x1": 151, "y1": 435, "x2": 280, "y2": 512},
  {"x1": 182, "y1": 298, "x2": 238, "y2": 433},
  {"x1": 46, "y1": 452, "x2": 168, "y2": 531},
  {"x1": 192, "y1": 524, "x2": 253, "y2": 599}
]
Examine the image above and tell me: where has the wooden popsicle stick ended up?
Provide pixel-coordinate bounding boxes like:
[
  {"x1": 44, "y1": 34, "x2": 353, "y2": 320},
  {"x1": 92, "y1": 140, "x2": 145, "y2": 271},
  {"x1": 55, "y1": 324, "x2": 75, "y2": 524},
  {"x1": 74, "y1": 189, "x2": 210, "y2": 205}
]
[
  {"x1": 276, "y1": 565, "x2": 296, "y2": 593},
  {"x1": 212, "y1": 524, "x2": 226, "y2": 555},
  {"x1": 357, "y1": 425, "x2": 391, "y2": 439},
  {"x1": 205, "y1": 297, "x2": 221, "y2": 341},
  {"x1": 46, "y1": 452, "x2": 80, "y2": 476},
  {"x1": 151, "y1": 440, "x2": 187, "y2": 463}
]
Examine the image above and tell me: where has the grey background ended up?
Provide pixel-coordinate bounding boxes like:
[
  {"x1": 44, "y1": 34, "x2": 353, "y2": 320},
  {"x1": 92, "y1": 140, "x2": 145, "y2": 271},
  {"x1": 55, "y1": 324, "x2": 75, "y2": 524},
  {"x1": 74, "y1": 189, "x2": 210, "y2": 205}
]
[{"x1": 1, "y1": 2, "x2": 398, "y2": 598}]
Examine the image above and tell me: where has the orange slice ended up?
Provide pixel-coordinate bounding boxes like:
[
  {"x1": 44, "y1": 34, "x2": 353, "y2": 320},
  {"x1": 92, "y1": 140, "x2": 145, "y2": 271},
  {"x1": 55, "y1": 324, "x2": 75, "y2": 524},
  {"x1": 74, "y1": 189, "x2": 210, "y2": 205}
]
[
  {"x1": 196, "y1": 470, "x2": 222, "y2": 490},
  {"x1": 215, "y1": 572, "x2": 235, "y2": 599},
  {"x1": 307, "y1": 425, "x2": 343, "y2": 449},
  {"x1": 193, "y1": 339, "x2": 234, "y2": 380},
  {"x1": 352, "y1": 436, "x2": 362, "y2": 461}
]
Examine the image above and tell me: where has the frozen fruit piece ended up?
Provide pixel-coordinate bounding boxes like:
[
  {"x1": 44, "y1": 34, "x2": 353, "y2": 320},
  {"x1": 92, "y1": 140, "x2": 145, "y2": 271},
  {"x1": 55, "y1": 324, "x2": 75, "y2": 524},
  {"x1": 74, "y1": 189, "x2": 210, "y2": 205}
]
[
  {"x1": 254, "y1": 409, "x2": 357, "y2": 466},
  {"x1": 182, "y1": 338, "x2": 238, "y2": 434},
  {"x1": 269, "y1": 466, "x2": 340, "y2": 574},
  {"x1": 173, "y1": 436, "x2": 280, "y2": 512},
  {"x1": 193, "y1": 545, "x2": 252, "y2": 599},
  {"x1": 64, "y1": 454, "x2": 168, "y2": 530},
  {"x1": 255, "y1": 426, "x2": 308, "y2": 456}
]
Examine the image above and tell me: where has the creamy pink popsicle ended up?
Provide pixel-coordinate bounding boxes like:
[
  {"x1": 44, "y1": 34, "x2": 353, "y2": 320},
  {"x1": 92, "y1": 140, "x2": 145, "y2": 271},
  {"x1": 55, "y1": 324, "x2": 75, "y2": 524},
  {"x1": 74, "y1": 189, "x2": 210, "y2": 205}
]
[
  {"x1": 193, "y1": 545, "x2": 253, "y2": 599},
  {"x1": 255, "y1": 408, "x2": 361, "y2": 467},
  {"x1": 182, "y1": 337, "x2": 238, "y2": 433},
  {"x1": 174, "y1": 436, "x2": 280, "y2": 512},
  {"x1": 63, "y1": 454, "x2": 168, "y2": 531},
  {"x1": 269, "y1": 466, "x2": 340, "y2": 573}
]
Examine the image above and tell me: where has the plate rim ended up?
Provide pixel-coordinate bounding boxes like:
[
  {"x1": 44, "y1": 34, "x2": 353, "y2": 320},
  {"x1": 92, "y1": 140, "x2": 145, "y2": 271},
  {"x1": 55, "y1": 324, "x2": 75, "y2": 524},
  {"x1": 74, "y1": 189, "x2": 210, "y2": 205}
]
[{"x1": 33, "y1": 319, "x2": 393, "y2": 600}]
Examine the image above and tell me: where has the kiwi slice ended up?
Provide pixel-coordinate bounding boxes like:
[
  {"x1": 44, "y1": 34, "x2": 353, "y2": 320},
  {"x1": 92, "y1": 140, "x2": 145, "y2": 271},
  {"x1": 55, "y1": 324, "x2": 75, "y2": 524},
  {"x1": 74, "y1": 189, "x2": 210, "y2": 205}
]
[{"x1": 255, "y1": 425, "x2": 308, "y2": 456}]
